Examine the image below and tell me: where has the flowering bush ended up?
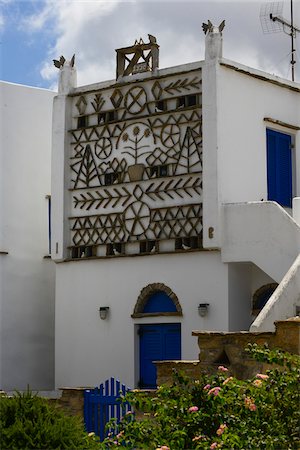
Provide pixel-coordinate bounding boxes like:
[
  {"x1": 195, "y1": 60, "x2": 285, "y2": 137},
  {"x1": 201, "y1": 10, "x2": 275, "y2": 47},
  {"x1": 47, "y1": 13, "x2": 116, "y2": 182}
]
[{"x1": 101, "y1": 345, "x2": 300, "y2": 449}]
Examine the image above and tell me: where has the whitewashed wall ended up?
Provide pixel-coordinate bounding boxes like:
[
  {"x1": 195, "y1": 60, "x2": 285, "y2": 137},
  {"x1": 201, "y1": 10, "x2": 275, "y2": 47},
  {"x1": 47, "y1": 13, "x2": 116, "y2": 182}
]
[
  {"x1": 0, "y1": 82, "x2": 55, "y2": 390},
  {"x1": 55, "y1": 251, "x2": 228, "y2": 388},
  {"x1": 218, "y1": 62, "x2": 300, "y2": 205},
  {"x1": 203, "y1": 60, "x2": 300, "y2": 249}
]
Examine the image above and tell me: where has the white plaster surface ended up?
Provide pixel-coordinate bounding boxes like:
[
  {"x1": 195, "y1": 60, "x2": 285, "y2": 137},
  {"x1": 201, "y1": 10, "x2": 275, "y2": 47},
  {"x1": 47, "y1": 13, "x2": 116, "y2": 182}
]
[
  {"x1": 55, "y1": 252, "x2": 229, "y2": 388},
  {"x1": 202, "y1": 57, "x2": 300, "y2": 250},
  {"x1": 222, "y1": 202, "x2": 300, "y2": 282},
  {"x1": 53, "y1": 36, "x2": 300, "y2": 388},
  {"x1": 0, "y1": 82, "x2": 55, "y2": 390}
]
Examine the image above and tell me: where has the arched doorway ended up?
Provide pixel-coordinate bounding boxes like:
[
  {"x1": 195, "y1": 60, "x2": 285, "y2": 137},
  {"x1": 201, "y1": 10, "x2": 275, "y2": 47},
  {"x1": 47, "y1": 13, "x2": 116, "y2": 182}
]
[
  {"x1": 133, "y1": 284, "x2": 182, "y2": 388},
  {"x1": 252, "y1": 283, "x2": 278, "y2": 316}
]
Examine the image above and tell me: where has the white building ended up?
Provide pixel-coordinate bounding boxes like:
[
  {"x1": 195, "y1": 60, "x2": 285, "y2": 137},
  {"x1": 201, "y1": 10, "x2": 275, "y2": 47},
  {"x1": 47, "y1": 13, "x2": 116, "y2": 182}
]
[
  {"x1": 0, "y1": 82, "x2": 55, "y2": 391},
  {"x1": 52, "y1": 24, "x2": 300, "y2": 389}
]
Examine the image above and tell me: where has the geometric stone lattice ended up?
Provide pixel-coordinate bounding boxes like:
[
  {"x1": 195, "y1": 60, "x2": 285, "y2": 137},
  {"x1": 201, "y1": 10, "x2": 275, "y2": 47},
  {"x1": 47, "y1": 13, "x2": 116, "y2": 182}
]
[
  {"x1": 71, "y1": 214, "x2": 125, "y2": 246},
  {"x1": 70, "y1": 202, "x2": 203, "y2": 247},
  {"x1": 123, "y1": 201, "x2": 151, "y2": 236},
  {"x1": 151, "y1": 204, "x2": 202, "y2": 239}
]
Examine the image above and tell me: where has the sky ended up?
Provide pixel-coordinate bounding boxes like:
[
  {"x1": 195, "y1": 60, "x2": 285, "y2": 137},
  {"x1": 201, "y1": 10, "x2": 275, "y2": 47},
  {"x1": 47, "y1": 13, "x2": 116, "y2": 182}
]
[{"x1": 0, "y1": 0, "x2": 299, "y2": 91}]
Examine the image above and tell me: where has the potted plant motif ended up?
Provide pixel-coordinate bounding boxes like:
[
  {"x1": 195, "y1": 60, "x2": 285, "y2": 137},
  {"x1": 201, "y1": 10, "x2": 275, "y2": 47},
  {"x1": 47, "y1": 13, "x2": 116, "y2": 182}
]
[{"x1": 121, "y1": 126, "x2": 152, "y2": 181}]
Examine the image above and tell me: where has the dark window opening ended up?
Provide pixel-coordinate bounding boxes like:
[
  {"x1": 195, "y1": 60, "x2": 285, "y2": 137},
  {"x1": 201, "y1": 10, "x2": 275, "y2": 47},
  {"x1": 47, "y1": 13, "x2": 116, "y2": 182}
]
[
  {"x1": 98, "y1": 113, "x2": 106, "y2": 124},
  {"x1": 149, "y1": 165, "x2": 169, "y2": 178},
  {"x1": 71, "y1": 245, "x2": 96, "y2": 259},
  {"x1": 177, "y1": 96, "x2": 186, "y2": 109},
  {"x1": 77, "y1": 115, "x2": 87, "y2": 128},
  {"x1": 106, "y1": 242, "x2": 125, "y2": 256},
  {"x1": 176, "y1": 94, "x2": 199, "y2": 109},
  {"x1": 107, "y1": 111, "x2": 117, "y2": 122},
  {"x1": 104, "y1": 172, "x2": 119, "y2": 185},
  {"x1": 140, "y1": 240, "x2": 156, "y2": 254},
  {"x1": 175, "y1": 236, "x2": 202, "y2": 250},
  {"x1": 155, "y1": 101, "x2": 166, "y2": 113},
  {"x1": 98, "y1": 111, "x2": 117, "y2": 124}
]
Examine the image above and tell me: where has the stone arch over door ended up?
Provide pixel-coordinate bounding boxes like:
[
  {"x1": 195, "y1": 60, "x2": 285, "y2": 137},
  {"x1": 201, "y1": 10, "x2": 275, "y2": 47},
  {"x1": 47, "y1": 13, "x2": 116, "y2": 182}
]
[{"x1": 131, "y1": 282, "x2": 182, "y2": 318}]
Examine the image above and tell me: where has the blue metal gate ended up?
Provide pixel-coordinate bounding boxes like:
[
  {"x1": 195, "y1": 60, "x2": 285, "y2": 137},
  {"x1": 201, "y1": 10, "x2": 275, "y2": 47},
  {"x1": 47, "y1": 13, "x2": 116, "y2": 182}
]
[{"x1": 84, "y1": 377, "x2": 131, "y2": 441}]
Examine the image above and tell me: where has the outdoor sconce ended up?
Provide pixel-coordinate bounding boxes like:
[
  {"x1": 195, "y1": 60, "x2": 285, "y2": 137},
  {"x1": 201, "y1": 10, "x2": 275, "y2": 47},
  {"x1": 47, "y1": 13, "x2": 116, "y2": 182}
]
[
  {"x1": 198, "y1": 303, "x2": 209, "y2": 317},
  {"x1": 99, "y1": 307, "x2": 109, "y2": 320}
]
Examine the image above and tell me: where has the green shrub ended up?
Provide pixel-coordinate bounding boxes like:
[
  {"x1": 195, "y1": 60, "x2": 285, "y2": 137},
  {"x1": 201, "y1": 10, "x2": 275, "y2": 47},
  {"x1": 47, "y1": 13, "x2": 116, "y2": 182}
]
[
  {"x1": 0, "y1": 390, "x2": 100, "y2": 449},
  {"x1": 101, "y1": 345, "x2": 300, "y2": 449}
]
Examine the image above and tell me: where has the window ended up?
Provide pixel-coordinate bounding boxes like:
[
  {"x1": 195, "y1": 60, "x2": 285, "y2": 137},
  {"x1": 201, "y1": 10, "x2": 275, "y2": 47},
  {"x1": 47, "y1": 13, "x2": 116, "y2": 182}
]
[
  {"x1": 267, "y1": 129, "x2": 293, "y2": 207},
  {"x1": 155, "y1": 100, "x2": 167, "y2": 113},
  {"x1": 175, "y1": 236, "x2": 202, "y2": 250},
  {"x1": 104, "y1": 172, "x2": 119, "y2": 185},
  {"x1": 98, "y1": 111, "x2": 117, "y2": 124},
  {"x1": 176, "y1": 94, "x2": 198, "y2": 109},
  {"x1": 106, "y1": 242, "x2": 125, "y2": 256},
  {"x1": 71, "y1": 246, "x2": 96, "y2": 259},
  {"x1": 148, "y1": 165, "x2": 169, "y2": 178},
  {"x1": 139, "y1": 240, "x2": 156, "y2": 254},
  {"x1": 77, "y1": 115, "x2": 87, "y2": 128}
]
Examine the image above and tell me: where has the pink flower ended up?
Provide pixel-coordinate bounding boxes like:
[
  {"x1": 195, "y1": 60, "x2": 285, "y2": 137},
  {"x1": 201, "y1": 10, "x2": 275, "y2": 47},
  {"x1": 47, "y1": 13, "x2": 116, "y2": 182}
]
[
  {"x1": 203, "y1": 384, "x2": 211, "y2": 390},
  {"x1": 244, "y1": 396, "x2": 257, "y2": 411},
  {"x1": 210, "y1": 443, "x2": 218, "y2": 449},
  {"x1": 253, "y1": 379, "x2": 262, "y2": 387},
  {"x1": 218, "y1": 365, "x2": 228, "y2": 372},
  {"x1": 192, "y1": 435, "x2": 205, "y2": 441},
  {"x1": 256, "y1": 373, "x2": 269, "y2": 380},
  {"x1": 208, "y1": 386, "x2": 221, "y2": 396},
  {"x1": 244, "y1": 396, "x2": 252, "y2": 406},
  {"x1": 216, "y1": 423, "x2": 227, "y2": 436},
  {"x1": 222, "y1": 376, "x2": 233, "y2": 385},
  {"x1": 188, "y1": 406, "x2": 199, "y2": 412}
]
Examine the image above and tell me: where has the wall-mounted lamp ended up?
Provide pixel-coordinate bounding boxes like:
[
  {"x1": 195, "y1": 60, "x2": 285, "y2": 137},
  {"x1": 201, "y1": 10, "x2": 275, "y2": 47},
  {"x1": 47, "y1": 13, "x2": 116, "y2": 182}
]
[
  {"x1": 99, "y1": 307, "x2": 110, "y2": 320},
  {"x1": 198, "y1": 303, "x2": 209, "y2": 317}
]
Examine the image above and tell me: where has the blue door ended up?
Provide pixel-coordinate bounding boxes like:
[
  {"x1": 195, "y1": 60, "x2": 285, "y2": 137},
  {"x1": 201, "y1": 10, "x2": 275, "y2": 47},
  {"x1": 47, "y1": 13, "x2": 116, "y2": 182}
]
[
  {"x1": 267, "y1": 129, "x2": 292, "y2": 207},
  {"x1": 139, "y1": 323, "x2": 181, "y2": 388}
]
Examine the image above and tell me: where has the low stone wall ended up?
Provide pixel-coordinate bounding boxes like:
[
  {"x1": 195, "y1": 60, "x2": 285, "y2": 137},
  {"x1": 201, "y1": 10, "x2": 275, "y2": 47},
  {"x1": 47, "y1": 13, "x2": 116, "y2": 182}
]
[
  {"x1": 55, "y1": 387, "x2": 90, "y2": 421},
  {"x1": 156, "y1": 318, "x2": 300, "y2": 384},
  {"x1": 49, "y1": 319, "x2": 299, "y2": 416}
]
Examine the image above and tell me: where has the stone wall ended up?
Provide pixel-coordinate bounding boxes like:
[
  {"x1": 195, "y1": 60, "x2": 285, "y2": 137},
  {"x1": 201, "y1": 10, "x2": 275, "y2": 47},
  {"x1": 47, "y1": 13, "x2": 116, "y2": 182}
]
[
  {"x1": 156, "y1": 318, "x2": 300, "y2": 385},
  {"x1": 55, "y1": 387, "x2": 88, "y2": 420},
  {"x1": 51, "y1": 319, "x2": 299, "y2": 416}
]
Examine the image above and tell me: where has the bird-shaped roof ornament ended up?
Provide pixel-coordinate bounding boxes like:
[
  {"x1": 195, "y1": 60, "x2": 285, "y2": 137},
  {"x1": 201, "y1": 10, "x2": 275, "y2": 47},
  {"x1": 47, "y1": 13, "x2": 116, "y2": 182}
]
[
  {"x1": 53, "y1": 54, "x2": 75, "y2": 69},
  {"x1": 202, "y1": 20, "x2": 225, "y2": 35}
]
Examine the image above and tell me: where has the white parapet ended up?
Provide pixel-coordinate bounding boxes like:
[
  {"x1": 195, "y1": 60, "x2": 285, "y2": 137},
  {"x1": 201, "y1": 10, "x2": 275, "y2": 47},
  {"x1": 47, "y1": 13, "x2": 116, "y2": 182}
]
[
  {"x1": 250, "y1": 253, "x2": 300, "y2": 332},
  {"x1": 293, "y1": 197, "x2": 300, "y2": 226},
  {"x1": 221, "y1": 201, "x2": 300, "y2": 282}
]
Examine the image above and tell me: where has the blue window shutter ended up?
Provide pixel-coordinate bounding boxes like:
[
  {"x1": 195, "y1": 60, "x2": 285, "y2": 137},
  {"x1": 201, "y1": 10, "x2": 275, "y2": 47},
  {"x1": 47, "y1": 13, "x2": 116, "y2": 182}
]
[{"x1": 267, "y1": 129, "x2": 292, "y2": 207}]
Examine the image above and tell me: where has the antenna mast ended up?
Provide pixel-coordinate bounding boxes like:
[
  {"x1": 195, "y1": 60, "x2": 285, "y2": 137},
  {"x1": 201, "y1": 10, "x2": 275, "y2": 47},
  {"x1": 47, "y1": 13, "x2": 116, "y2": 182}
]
[{"x1": 260, "y1": 0, "x2": 300, "y2": 81}]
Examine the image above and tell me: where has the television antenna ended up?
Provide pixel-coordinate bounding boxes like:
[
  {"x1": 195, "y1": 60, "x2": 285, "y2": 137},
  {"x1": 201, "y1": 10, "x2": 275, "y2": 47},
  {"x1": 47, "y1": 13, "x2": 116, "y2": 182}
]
[{"x1": 260, "y1": 1, "x2": 300, "y2": 81}]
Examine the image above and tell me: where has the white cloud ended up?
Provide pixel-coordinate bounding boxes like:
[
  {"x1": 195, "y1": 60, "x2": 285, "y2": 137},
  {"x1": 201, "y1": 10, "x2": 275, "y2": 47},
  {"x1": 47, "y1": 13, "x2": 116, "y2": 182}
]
[
  {"x1": 19, "y1": 0, "x2": 300, "y2": 88},
  {"x1": 0, "y1": 0, "x2": 14, "y2": 32}
]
